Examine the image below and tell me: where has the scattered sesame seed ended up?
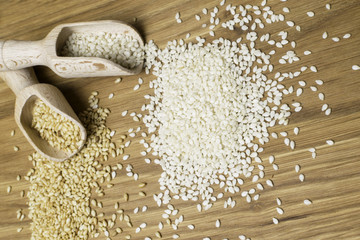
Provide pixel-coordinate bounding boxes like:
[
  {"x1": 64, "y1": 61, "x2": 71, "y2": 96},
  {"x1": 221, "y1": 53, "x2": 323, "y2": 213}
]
[
  {"x1": 326, "y1": 140, "x2": 335, "y2": 145},
  {"x1": 343, "y1": 33, "x2": 351, "y2": 39},
  {"x1": 272, "y1": 217, "x2": 279, "y2": 224},
  {"x1": 325, "y1": 108, "x2": 332, "y2": 115},
  {"x1": 269, "y1": 155, "x2": 275, "y2": 164},
  {"x1": 215, "y1": 219, "x2": 221, "y2": 228},
  {"x1": 304, "y1": 199, "x2": 312, "y2": 205},
  {"x1": 286, "y1": 21, "x2": 295, "y2": 27},
  {"x1": 296, "y1": 88, "x2": 303, "y2": 96},
  {"x1": 310, "y1": 66, "x2": 318, "y2": 72},
  {"x1": 352, "y1": 65, "x2": 360, "y2": 70},
  {"x1": 306, "y1": 11, "x2": 315, "y2": 17},
  {"x1": 134, "y1": 84, "x2": 140, "y2": 91},
  {"x1": 310, "y1": 86, "x2": 318, "y2": 91},
  {"x1": 276, "y1": 207, "x2": 284, "y2": 215},
  {"x1": 294, "y1": 127, "x2": 300, "y2": 135},
  {"x1": 322, "y1": 32, "x2": 328, "y2": 39},
  {"x1": 283, "y1": 7, "x2": 290, "y2": 13},
  {"x1": 266, "y1": 179, "x2": 274, "y2": 187},
  {"x1": 299, "y1": 174, "x2": 305, "y2": 182},
  {"x1": 298, "y1": 81, "x2": 306, "y2": 87}
]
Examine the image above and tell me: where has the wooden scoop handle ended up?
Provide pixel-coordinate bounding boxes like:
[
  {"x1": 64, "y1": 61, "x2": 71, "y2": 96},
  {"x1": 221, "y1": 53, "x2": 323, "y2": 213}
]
[
  {"x1": 0, "y1": 39, "x2": 46, "y2": 71},
  {"x1": 0, "y1": 68, "x2": 38, "y2": 96}
]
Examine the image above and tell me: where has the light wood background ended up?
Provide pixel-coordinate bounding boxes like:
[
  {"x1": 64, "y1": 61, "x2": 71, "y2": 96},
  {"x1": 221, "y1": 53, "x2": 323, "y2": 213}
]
[{"x1": 1, "y1": 0, "x2": 360, "y2": 239}]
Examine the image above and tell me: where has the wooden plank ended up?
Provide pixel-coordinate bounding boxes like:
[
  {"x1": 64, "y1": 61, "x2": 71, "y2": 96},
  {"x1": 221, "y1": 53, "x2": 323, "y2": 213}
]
[{"x1": 0, "y1": 0, "x2": 359, "y2": 239}]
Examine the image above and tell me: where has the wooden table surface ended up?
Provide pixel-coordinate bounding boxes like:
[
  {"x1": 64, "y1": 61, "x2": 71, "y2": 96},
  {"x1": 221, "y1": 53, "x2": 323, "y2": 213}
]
[{"x1": 1, "y1": 0, "x2": 360, "y2": 239}]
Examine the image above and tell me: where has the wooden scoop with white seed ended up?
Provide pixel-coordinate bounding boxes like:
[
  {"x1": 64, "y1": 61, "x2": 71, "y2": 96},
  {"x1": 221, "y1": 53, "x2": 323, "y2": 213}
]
[
  {"x1": 0, "y1": 68, "x2": 87, "y2": 162},
  {"x1": 0, "y1": 20, "x2": 144, "y2": 78}
]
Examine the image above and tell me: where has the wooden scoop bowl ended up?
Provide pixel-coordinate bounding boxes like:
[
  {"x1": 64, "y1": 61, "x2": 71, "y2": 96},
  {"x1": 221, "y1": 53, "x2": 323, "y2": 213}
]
[
  {"x1": 0, "y1": 20, "x2": 144, "y2": 78},
  {"x1": 0, "y1": 68, "x2": 87, "y2": 162}
]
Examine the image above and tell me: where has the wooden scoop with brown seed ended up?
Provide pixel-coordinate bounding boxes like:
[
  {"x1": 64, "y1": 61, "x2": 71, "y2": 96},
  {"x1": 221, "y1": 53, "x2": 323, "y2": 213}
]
[{"x1": 0, "y1": 68, "x2": 86, "y2": 161}]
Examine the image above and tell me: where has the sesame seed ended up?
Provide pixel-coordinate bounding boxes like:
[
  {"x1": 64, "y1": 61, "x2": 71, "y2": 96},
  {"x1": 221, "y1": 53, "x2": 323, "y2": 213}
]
[
  {"x1": 294, "y1": 127, "x2": 300, "y2": 135},
  {"x1": 325, "y1": 3, "x2": 331, "y2": 10},
  {"x1": 188, "y1": 224, "x2": 195, "y2": 230},
  {"x1": 266, "y1": 179, "x2": 274, "y2": 187},
  {"x1": 352, "y1": 65, "x2": 360, "y2": 70},
  {"x1": 283, "y1": 7, "x2": 290, "y2": 13},
  {"x1": 310, "y1": 66, "x2": 318, "y2": 72},
  {"x1": 215, "y1": 219, "x2": 221, "y2": 228},
  {"x1": 134, "y1": 84, "x2": 140, "y2": 91},
  {"x1": 273, "y1": 164, "x2": 279, "y2": 171},
  {"x1": 296, "y1": 88, "x2": 303, "y2": 96},
  {"x1": 276, "y1": 198, "x2": 282, "y2": 206},
  {"x1": 326, "y1": 140, "x2": 335, "y2": 145},
  {"x1": 325, "y1": 108, "x2": 332, "y2": 115},
  {"x1": 306, "y1": 11, "x2": 315, "y2": 17},
  {"x1": 332, "y1": 37, "x2": 340, "y2": 42},
  {"x1": 269, "y1": 155, "x2": 275, "y2": 164},
  {"x1": 304, "y1": 199, "x2": 312, "y2": 205},
  {"x1": 322, "y1": 32, "x2": 328, "y2": 39},
  {"x1": 272, "y1": 217, "x2": 279, "y2": 224},
  {"x1": 286, "y1": 21, "x2": 294, "y2": 27},
  {"x1": 343, "y1": 33, "x2": 351, "y2": 39},
  {"x1": 299, "y1": 174, "x2": 305, "y2": 182},
  {"x1": 276, "y1": 207, "x2": 284, "y2": 215},
  {"x1": 310, "y1": 86, "x2": 318, "y2": 91}
]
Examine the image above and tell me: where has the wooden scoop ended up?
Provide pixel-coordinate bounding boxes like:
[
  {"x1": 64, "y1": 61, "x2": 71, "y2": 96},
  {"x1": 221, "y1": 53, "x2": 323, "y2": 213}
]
[
  {"x1": 0, "y1": 68, "x2": 87, "y2": 162},
  {"x1": 0, "y1": 20, "x2": 144, "y2": 78}
]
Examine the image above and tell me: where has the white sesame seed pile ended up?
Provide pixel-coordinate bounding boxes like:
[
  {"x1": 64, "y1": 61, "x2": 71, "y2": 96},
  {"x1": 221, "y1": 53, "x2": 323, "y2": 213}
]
[
  {"x1": 140, "y1": 0, "x2": 342, "y2": 228},
  {"x1": 143, "y1": 29, "x2": 291, "y2": 207},
  {"x1": 61, "y1": 32, "x2": 144, "y2": 69}
]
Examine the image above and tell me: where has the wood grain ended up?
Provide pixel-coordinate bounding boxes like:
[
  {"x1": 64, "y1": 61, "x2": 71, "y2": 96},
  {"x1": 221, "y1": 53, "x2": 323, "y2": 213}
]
[{"x1": 0, "y1": 0, "x2": 360, "y2": 239}]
